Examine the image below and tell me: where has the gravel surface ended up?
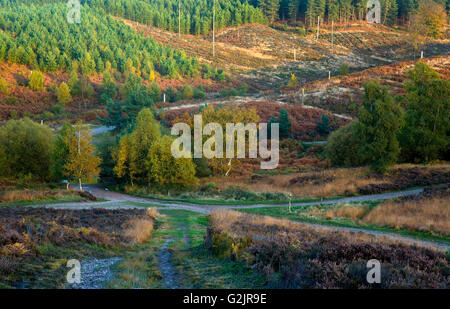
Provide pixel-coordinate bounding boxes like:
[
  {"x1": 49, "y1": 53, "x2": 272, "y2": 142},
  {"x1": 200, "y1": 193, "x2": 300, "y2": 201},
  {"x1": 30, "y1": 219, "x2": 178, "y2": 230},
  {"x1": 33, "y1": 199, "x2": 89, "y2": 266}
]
[
  {"x1": 158, "y1": 239, "x2": 182, "y2": 289},
  {"x1": 72, "y1": 257, "x2": 122, "y2": 289}
]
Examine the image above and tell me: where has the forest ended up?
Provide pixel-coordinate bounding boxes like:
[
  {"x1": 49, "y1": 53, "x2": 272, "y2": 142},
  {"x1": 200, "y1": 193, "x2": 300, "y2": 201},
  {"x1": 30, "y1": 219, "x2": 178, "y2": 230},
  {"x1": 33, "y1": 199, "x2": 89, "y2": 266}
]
[
  {"x1": 2, "y1": 0, "x2": 447, "y2": 38},
  {"x1": 0, "y1": 1, "x2": 201, "y2": 77}
]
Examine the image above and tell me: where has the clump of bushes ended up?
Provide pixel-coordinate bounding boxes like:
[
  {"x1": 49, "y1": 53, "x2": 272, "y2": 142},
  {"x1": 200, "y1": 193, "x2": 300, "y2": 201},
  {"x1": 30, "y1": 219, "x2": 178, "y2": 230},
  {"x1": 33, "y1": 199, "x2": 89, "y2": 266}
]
[{"x1": 206, "y1": 210, "x2": 449, "y2": 289}]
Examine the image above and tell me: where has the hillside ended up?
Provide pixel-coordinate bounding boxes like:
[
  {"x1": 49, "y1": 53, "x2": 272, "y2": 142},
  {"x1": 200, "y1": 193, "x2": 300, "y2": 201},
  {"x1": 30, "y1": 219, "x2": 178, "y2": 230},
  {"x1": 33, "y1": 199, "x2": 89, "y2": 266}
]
[{"x1": 127, "y1": 19, "x2": 450, "y2": 90}]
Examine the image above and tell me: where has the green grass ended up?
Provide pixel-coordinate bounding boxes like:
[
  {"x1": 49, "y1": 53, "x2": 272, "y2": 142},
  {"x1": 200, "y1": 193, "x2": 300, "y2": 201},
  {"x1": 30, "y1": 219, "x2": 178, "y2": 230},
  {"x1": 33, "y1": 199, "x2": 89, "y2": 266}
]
[
  {"x1": 1, "y1": 240, "x2": 117, "y2": 289},
  {"x1": 107, "y1": 186, "x2": 324, "y2": 205},
  {"x1": 107, "y1": 209, "x2": 265, "y2": 289},
  {"x1": 237, "y1": 202, "x2": 450, "y2": 244},
  {"x1": 0, "y1": 195, "x2": 84, "y2": 207}
]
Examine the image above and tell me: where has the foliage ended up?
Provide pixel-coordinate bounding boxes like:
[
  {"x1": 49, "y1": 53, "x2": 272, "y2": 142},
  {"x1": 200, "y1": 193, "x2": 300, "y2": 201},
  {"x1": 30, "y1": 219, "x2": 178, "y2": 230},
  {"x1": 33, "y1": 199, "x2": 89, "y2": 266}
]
[
  {"x1": 326, "y1": 121, "x2": 363, "y2": 167},
  {"x1": 64, "y1": 122, "x2": 101, "y2": 186},
  {"x1": 357, "y1": 81, "x2": 404, "y2": 173},
  {"x1": 316, "y1": 113, "x2": 330, "y2": 135},
  {"x1": 399, "y1": 63, "x2": 450, "y2": 163},
  {"x1": 175, "y1": 104, "x2": 260, "y2": 175},
  {"x1": 114, "y1": 108, "x2": 161, "y2": 185},
  {"x1": 100, "y1": 71, "x2": 117, "y2": 104},
  {"x1": 0, "y1": 78, "x2": 9, "y2": 95},
  {"x1": 29, "y1": 71, "x2": 44, "y2": 91},
  {"x1": 51, "y1": 122, "x2": 76, "y2": 181},
  {"x1": 287, "y1": 73, "x2": 299, "y2": 87},
  {"x1": 148, "y1": 135, "x2": 198, "y2": 188},
  {"x1": 0, "y1": 118, "x2": 54, "y2": 180},
  {"x1": 56, "y1": 82, "x2": 72, "y2": 105},
  {"x1": 101, "y1": 99, "x2": 129, "y2": 134},
  {"x1": 409, "y1": 0, "x2": 447, "y2": 39},
  {"x1": 88, "y1": 0, "x2": 267, "y2": 35},
  {"x1": 339, "y1": 63, "x2": 350, "y2": 76},
  {"x1": 278, "y1": 109, "x2": 292, "y2": 139},
  {"x1": 181, "y1": 85, "x2": 194, "y2": 100},
  {"x1": 0, "y1": 2, "x2": 201, "y2": 77}
]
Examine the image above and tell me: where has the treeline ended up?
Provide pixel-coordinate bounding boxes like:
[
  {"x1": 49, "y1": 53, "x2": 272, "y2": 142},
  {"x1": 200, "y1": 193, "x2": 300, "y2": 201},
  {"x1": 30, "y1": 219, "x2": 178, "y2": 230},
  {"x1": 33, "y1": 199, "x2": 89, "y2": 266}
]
[
  {"x1": 0, "y1": 2, "x2": 201, "y2": 77},
  {"x1": 257, "y1": 0, "x2": 449, "y2": 26},
  {"x1": 0, "y1": 111, "x2": 197, "y2": 189},
  {"x1": 86, "y1": 0, "x2": 268, "y2": 35},
  {"x1": 326, "y1": 63, "x2": 449, "y2": 173}
]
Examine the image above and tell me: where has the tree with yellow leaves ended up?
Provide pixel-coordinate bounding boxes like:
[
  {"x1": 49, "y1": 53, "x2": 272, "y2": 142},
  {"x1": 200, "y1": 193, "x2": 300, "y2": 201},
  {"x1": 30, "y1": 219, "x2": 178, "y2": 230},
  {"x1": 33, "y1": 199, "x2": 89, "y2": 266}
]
[
  {"x1": 149, "y1": 70, "x2": 156, "y2": 82},
  {"x1": 29, "y1": 71, "x2": 44, "y2": 91},
  {"x1": 409, "y1": 1, "x2": 447, "y2": 40},
  {"x1": 57, "y1": 82, "x2": 72, "y2": 105},
  {"x1": 114, "y1": 134, "x2": 134, "y2": 185},
  {"x1": 148, "y1": 135, "x2": 197, "y2": 189},
  {"x1": 64, "y1": 122, "x2": 101, "y2": 190},
  {"x1": 129, "y1": 108, "x2": 161, "y2": 184},
  {"x1": 174, "y1": 104, "x2": 260, "y2": 175},
  {"x1": 114, "y1": 108, "x2": 161, "y2": 185}
]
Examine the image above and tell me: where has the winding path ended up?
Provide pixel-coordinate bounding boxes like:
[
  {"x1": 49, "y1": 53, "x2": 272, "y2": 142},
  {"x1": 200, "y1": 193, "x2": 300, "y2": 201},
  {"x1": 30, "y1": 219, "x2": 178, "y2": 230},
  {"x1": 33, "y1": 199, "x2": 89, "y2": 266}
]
[{"x1": 32, "y1": 186, "x2": 450, "y2": 251}]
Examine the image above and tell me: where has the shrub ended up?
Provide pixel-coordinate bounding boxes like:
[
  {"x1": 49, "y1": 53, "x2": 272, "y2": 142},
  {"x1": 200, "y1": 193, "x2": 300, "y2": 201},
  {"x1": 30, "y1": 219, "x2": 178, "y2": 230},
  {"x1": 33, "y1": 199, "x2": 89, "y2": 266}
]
[
  {"x1": 287, "y1": 73, "x2": 299, "y2": 87},
  {"x1": 339, "y1": 63, "x2": 350, "y2": 76},
  {"x1": 326, "y1": 121, "x2": 362, "y2": 167},
  {"x1": 297, "y1": 27, "x2": 306, "y2": 37},
  {"x1": 0, "y1": 78, "x2": 9, "y2": 95},
  {"x1": 0, "y1": 118, "x2": 54, "y2": 180},
  {"x1": 181, "y1": 85, "x2": 194, "y2": 100},
  {"x1": 4, "y1": 96, "x2": 17, "y2": 105},
  {"x1": 193, "y1": 86, "x2": 206, "y2": 99},
  {"x1": 29, "y1": 71, "x2": 44, "y2": 91},
  {"x1": 124, "y1": 218, "x2": 154, "y2": 244},
  {"x1": 56, "y1": 82, "x2": 72, "y2": 104},
  {"x1": 237, "y1": 83, "x2": 249, "y2": 95},
  {"x1": 317, "y1": 114, "x2": 331, "y2": 135}
]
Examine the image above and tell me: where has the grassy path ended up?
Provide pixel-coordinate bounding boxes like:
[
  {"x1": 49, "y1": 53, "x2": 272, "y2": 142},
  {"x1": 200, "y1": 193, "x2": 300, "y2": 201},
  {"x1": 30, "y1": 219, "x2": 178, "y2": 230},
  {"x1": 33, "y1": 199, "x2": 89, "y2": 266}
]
[{"x1": 107, "y1": 210, "x2": 265, "y2": 289}]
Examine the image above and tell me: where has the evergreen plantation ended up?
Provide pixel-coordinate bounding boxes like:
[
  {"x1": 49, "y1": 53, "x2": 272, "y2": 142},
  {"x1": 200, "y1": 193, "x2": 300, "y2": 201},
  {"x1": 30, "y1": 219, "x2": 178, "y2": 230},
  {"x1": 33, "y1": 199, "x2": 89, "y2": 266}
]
[
  {"x1": 0, "y1": 0, "x2": 448, "y2": 75},
  {"x1": 0, "y1": 2, "x2": 201, "y2": 77}
]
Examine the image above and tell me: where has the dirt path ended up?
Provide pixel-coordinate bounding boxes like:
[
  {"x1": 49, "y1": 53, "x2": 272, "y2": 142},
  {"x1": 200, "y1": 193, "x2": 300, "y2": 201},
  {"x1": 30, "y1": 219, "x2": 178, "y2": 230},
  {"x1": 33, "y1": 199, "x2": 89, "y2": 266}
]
[
  {"x1": 32, "y1": 187, "x2": 450, "y2": 250},
  {"x1": 37, "y1": 186, "x2": 423, "y2": 213},
  {"x1": 158, "y1": 239, "x2": 182, "y2": 289}
]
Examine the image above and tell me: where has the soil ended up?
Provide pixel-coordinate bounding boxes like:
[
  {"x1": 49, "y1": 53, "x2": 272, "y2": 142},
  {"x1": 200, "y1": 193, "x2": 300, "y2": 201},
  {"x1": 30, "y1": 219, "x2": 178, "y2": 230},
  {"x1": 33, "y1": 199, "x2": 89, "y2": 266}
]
[{"x1": 158, "y1": 239, "x2": 182, "y2": 289}]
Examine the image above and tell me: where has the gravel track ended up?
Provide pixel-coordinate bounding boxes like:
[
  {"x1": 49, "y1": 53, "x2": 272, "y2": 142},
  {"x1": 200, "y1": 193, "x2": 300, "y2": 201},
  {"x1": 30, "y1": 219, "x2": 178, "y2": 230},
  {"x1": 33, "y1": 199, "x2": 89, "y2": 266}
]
[{"x1": 32, "y1": 186, "x2": 450, "y2": 250}]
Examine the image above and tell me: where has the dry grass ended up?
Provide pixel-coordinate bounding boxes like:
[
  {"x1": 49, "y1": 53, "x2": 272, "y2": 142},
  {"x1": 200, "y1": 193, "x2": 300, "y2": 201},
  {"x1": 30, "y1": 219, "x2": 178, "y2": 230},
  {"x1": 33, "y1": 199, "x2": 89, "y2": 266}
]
[
  {"x1": 203, "y1": 167, "x2": 385, "y2": 198},
  {"x1": 309, "y1": 204, "x2": 371, "y2": 220},
  {"x1": 364, "y1": 196, "x2": 450, "y2": 235},
  {"x1": 146, "y1": 208, "x2": 159, "y2": 218},
  {"x1": 124, "y1": 219, "x2": 155, "y2": 244},
  {"x1": 202, "y1": 163, "x2": 450, "y2": 199},
  {"x1": 209, "y1": 209, "x2": 394, "y2": 245},
  {"x1": 0, "y1": 190, "x2": 61, "y2": 203}
]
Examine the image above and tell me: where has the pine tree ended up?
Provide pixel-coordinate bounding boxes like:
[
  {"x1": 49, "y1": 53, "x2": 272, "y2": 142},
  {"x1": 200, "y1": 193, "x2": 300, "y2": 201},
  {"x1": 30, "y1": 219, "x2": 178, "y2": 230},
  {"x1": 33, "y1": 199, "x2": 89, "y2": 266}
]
[
  {"x1": 100, "y1": 71, "x2": 117, "y2": 104},
  {"x1": 278, "y1": 109, "x2": 292, "y2": 139}
]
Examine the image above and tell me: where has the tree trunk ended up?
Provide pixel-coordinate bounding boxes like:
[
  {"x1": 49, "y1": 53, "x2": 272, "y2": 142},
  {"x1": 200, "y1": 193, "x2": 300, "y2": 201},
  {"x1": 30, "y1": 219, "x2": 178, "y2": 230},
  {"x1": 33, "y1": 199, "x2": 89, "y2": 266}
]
[{"x1": 79, "y1": 178, "x2": 83, "y2": 191}]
